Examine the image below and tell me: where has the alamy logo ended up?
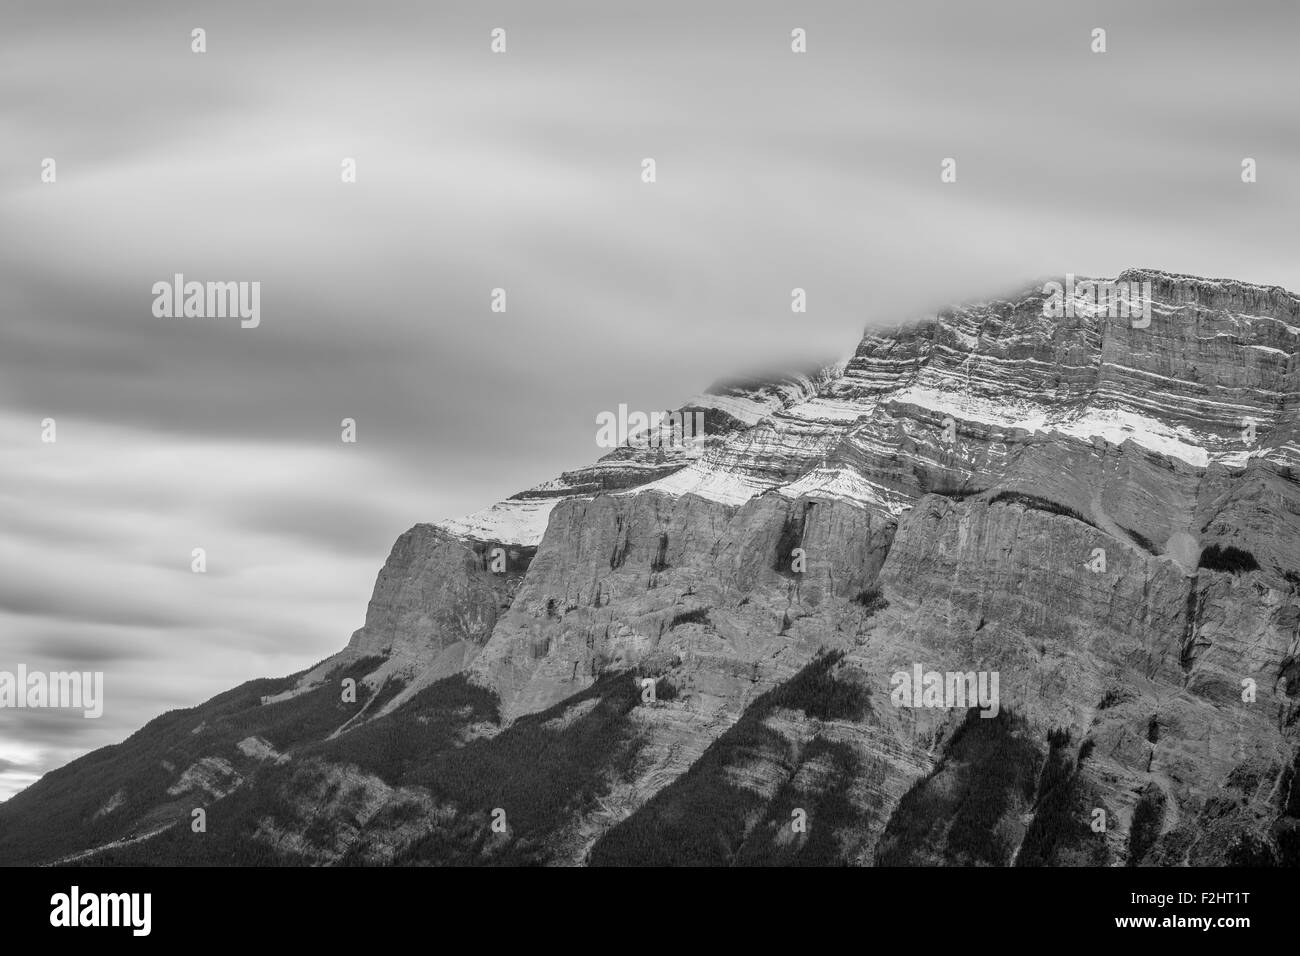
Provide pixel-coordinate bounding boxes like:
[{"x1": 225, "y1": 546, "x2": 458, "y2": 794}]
[
  {"x1": 50, "y1": 886, "x2": 151, "y2": 936},
  {"x1": 1042, "y1": 274, "x2": 1152, "y2": 328},
  {"x1": 890, "y1": 664, "x2": 999, "y2": 718},
  {"x1": 0, "y1": 666, "x2": 103, "y2": 718},
  {"x1": 152, "y1": 274, "x2": 260, "y2": 328},
  {"x1": 595, "y1": 405, "x2": 706, "y2": 457}
]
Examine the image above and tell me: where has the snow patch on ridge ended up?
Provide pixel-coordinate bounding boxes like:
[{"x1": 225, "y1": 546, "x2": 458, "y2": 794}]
[
  {"x1": 776, "y1": 466, "x2": 909, "y2": 515},
  {"x1": 438, "y1": 498, "x2": 560, "y2": 546},
  {"x1": 1046, "y1": 409, "x2": 1210, "y2": 467},
  {"x1": 685, "y1": 392, "x2": 780, "y2": 426},
  {"x1": 784, "y1": 396, "x2": 875, "y2": 423},
  {"x1": 890, "y1": 385, "x2": 1212, "y2": 467},
  {"x1": 633, "y1": 461, "x2": 775, "y2": 506}
]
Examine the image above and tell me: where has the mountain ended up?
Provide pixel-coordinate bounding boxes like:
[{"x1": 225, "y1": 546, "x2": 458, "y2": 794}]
[{"x1": 4, "y1": 268, "x2": 1299, "y2": 867}]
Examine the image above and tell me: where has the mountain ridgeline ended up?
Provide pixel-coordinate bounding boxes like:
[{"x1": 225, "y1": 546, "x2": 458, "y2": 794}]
[{"x1": 4, "y1": 269, "x2": 1300, "y2": 867}]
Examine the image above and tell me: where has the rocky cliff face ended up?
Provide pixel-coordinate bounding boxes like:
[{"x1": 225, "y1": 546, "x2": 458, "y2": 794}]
[
  {"x1": 452, "y1": 269, "x2": 1300, "y2": 862},
  {"x1": 4, "y1": 269, "x2": 1298, "y2": 867}
]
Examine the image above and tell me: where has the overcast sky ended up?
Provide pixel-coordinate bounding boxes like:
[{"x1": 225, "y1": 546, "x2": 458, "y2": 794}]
[{"x1": 1, "y1": 0, "x2": 1296, "y2": 800}]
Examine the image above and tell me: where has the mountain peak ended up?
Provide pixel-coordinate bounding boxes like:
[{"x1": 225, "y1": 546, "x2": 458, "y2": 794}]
[{"x1": 7, "y1": 269, "x2": 1297, "y2": 867}]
